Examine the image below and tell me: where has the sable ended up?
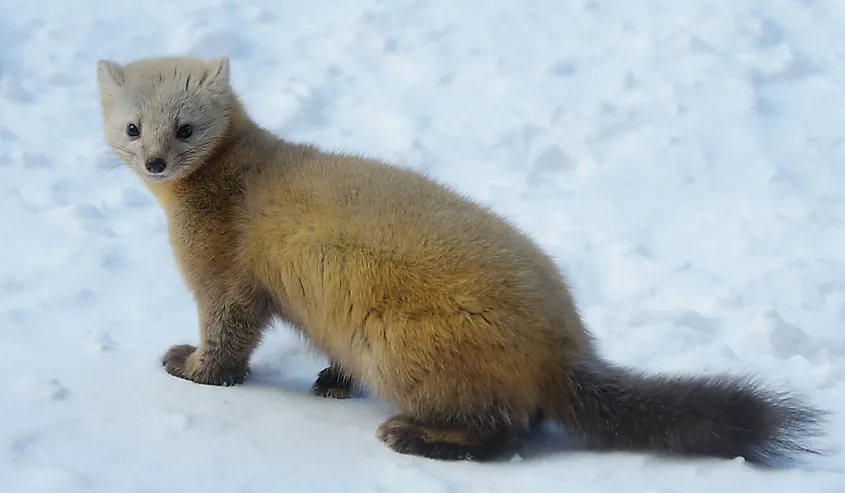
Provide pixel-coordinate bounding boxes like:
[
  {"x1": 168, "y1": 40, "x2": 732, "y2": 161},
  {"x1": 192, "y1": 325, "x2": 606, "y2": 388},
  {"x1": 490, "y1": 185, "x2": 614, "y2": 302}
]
[{"x1": 96, "y1": 55, "x2": 827, "y2": 465}]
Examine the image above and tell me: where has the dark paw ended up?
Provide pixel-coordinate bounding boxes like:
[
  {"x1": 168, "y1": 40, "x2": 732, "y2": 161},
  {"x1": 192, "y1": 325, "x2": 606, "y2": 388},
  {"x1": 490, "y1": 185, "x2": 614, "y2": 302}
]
[
  {"x1": 376, "y1": 416, "x2": 417, "y2": 449},
  {"x1": 309, "y1": 365, "x2": 354, "y2": 399},
  {"x1": 161, "y1": 344, "x2": 249, "y2": 387},
  {"x1": 198, "y1": 364, "x2": 250, "y2": 387},
  {"x1": 376, "y1": 416, "x2": 469, "y2": 460},
  {"x1": 162, "y1": 344, "x2": 196, "y2": 380},
  {"x1": 376, "y1": 415, "x2": 514, "y2": 462}
]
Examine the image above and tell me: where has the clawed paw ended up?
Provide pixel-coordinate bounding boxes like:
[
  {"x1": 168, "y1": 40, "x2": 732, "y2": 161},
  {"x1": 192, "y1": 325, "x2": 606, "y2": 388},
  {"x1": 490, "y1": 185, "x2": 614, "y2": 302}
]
[
  {"x1": 161, "y1": 344, "x2": 249, "y2": 386},
  {"x1": 309, "y1": 365, "x2": 354, "y2": 399},
  {"x1": 162, "y1": 344, "x2": 196, "y2": 379}
]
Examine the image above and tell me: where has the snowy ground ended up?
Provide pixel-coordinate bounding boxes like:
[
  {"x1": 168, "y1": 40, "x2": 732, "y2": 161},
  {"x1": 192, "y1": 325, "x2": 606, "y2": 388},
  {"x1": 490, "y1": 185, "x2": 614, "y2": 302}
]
[{"x1": 2, "y1": 0, "x2": 845, "y2": 491}]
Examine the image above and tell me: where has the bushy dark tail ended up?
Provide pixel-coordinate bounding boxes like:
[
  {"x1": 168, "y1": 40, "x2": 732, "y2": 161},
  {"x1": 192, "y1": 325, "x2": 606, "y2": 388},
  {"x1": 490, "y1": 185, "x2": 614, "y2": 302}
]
[{"x1": 546, "y1": 358, "x2": 827, "y2": 465}]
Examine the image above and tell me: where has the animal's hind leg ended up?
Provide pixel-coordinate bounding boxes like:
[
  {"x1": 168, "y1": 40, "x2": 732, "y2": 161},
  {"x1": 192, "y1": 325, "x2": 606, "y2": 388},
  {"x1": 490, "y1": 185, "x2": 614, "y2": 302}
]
[
  {"x1": 376, "y1": 412, "x2": 523, "y2": 461},
  {"x1": 310, "y1": 363, "x2": 356, "y2": 399}
]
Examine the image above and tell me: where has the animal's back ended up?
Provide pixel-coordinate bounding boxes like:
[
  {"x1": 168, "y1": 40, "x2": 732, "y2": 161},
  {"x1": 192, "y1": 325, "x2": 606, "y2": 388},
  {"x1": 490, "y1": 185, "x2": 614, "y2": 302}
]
[{"x1": 240, "y1": 149, "x2": 564, "y2": 302}]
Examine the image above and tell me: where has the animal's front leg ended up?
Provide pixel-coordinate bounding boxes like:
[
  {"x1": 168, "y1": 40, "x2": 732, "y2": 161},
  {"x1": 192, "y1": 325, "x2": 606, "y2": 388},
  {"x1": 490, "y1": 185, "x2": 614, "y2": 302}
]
[{"x1": 162, "y1": 294, "x2": 270, "y2": 386}]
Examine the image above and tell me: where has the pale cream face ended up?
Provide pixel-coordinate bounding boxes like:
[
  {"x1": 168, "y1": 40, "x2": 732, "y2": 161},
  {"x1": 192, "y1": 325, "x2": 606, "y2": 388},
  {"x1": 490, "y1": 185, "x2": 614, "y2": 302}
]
[{"x1": 96, "y1": 56, "x2": 232, "y2": 183}]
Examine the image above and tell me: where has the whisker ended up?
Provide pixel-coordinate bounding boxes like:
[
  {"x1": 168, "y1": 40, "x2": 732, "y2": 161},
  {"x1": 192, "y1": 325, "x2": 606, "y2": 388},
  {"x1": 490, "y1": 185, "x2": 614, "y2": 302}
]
[{"x1": 107, "y1": 144, "x2": 134, "y2": 156}]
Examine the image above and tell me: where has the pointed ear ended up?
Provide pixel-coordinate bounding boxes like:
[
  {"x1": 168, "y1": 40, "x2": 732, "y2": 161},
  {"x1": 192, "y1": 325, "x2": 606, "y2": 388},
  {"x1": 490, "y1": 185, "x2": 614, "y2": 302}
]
[
  {"x1": 96, "y1": 59, "x2": 125, "y2": 92},
  {"x1": 96, "y1": 60, "x2": 125, "y2": 116},
  {"x1": 205, "y1": 56, "x2": 230, "y2": 92}
]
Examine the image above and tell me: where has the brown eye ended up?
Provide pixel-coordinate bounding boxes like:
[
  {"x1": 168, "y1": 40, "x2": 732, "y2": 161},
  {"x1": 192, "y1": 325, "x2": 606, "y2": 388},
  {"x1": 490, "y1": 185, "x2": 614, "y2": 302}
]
[
  {"x1": 126, "y1": 124, "x2": 140, "y2": 137},
  {"x1": 176, "y1": 124, "x2": 193, "y2": 139}
]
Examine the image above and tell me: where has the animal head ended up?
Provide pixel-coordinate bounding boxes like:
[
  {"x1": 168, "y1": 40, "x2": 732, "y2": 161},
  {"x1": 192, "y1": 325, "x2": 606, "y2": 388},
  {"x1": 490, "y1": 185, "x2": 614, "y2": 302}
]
[{"x1": 95, "y1": 56, "x2": 233, "y2": 183}]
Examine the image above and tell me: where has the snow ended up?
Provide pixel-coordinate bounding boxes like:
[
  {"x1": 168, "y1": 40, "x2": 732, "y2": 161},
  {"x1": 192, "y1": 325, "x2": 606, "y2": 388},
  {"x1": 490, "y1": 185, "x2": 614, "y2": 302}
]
[{"x1": 1, "y1": 0, "x2": 845, "y2": 491}]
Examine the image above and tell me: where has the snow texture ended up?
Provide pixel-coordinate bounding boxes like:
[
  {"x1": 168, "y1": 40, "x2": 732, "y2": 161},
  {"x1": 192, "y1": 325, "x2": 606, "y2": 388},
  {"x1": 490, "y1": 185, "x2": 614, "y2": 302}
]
[{"x1": 2, "y1": 0, "x2": 845, "y2": 491}]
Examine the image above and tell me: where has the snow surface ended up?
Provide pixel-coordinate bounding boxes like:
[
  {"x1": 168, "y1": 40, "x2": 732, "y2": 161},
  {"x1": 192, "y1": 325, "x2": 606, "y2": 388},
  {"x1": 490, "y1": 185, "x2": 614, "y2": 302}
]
[{"x1": 2, "y1": 0, "x2": 845, "y2": 491}]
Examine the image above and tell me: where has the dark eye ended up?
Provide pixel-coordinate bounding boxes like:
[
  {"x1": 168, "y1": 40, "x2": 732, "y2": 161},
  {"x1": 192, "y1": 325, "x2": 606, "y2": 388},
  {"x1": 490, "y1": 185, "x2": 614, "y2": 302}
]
[
  {"x1": 176, "y1": 124, "x2": 193, "y2": 139},
  {"x1": 126, "y1": 124, "x2": 140, "y2": 137}
]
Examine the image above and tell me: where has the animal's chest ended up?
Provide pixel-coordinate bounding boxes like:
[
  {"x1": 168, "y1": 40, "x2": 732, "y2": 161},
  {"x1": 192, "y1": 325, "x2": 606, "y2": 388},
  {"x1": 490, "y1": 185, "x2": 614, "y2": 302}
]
[{"x1": 165, "y1": 209, "x2": 240, "y2": 293}]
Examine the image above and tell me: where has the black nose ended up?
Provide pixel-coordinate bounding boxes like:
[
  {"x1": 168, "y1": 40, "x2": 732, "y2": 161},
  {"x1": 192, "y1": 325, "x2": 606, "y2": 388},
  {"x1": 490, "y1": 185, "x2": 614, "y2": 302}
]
[{"x1": 145, "y1": 157, "x2": 167, "y2": 174}]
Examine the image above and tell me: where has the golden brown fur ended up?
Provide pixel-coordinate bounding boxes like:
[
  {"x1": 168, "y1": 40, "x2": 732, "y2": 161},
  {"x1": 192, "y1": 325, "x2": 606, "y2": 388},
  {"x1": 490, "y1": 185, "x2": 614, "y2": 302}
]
[{"x1": 96, "y1": 55, "x2": 825, "y2": 464}]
